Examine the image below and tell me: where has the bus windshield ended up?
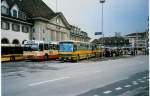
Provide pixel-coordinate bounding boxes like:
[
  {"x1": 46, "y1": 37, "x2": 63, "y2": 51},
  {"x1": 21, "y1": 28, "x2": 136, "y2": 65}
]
[
  {"x1": 23, "y1": 44, "x2": 39, "y2": 51},
  {"x1": 2, "y1": 46, "x2": 23, "y2": 55},
  {"x1": 59, "y1": 42, "x2": 73, "y2": 52}
]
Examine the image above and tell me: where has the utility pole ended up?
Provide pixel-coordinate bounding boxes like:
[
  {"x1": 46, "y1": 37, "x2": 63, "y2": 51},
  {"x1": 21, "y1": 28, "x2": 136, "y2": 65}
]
[
  {"x1": 99, "y1": 0, "x2": 105, "y2": 58},
  {"x1": 136, "y1": 32, "x2": 138, "y2": 55}
]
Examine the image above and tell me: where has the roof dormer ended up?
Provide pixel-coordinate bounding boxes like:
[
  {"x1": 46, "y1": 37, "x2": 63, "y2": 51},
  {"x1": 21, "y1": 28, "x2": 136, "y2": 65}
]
[
  {"x1": 1, "y1": 0, "x2": 9, "y2": 15},
  {"x1": 10, "y1": 4, "x2": 19, "y2": 18}
]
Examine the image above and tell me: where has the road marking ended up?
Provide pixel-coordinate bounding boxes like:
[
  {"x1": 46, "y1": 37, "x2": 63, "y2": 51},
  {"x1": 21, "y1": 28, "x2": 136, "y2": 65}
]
[
  {"x1": 9, "y1": 71, "x2": 25, "y2": 74},
  {"x1": 124, "y1": 85, "x2": 131, "y2": 88},
  {"x1": 139, "y1": 80, "x2": 145, "y2": 83},
  {"x1": 143, "y1": 86, "x2": 147, "y2": 89},
  {"x1": 115, "y1": 87, "x2": 122, "y2": 91},
  {"x1": 94, "y1": 71, "x2": 101, "y2": 73},
  {"x1": 93, "y1": 94, "x2": 99, "y2": 96},
  {"x1": 9, "y1": 72, "x2": 17, "y2": 74},
  {"x1": 143, "y1": 76, "x2": 147, "y2": 79},
  {"x1": 103, "y1": 90, "x2": 112, "y2": 94},
  {"x1": 138, "y1": 79, "x2": 142, "y2": 81},
  {"x1": 29, "y1": 76, "x2": 71, "y2": 86},
  {"x1": 132, "y1": 82, "x2": 138, "y2": 85},
  {"x1": 132, "y1": 81, "x2": 137, "y2": 82}
]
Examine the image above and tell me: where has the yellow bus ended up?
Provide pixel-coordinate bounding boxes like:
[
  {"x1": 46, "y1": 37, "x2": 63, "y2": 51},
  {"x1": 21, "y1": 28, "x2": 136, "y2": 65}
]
[
  {"x1": 92, "y1": 44, "x2": 102, "y2": 57},
  {"x1": 1, "y1": 44, "x2": 24, "y2": 62},
  {"x1": 23, "y1": 40, "x2": 59, "y2": 61},
  {"x1": 59, "y1": 40, "x2": 101, "y2": 62}
]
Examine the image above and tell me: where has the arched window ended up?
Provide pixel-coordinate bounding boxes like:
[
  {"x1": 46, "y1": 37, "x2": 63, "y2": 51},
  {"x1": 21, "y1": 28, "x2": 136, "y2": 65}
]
[
  {"x1": 22, "y1": 40, "x2": 27, "y2": 44},
  {"x1": 1, "y1": 38, "x2": 9, "y2": 44},
  {"x1": 1, "y1": 5, "x2": 8, "y2": 15},
  {"x1": 32, "y1": 37, "x2": 35, "y2": 40},
  {"x1": 12, "y1": 39, "x2": 20, "y2": 44},
  {"x1": 1, "y1": 21, "x2": 10, "y2": 30},
  {"x1": 22, "y1": 25, "x2": 29, "y2": 33},
  {"x1": 12, "y1": 9, "x2": 17, "y2": 17},
  {"x1": 12, "y1": 23, "x2": 20, "y2": 31}
]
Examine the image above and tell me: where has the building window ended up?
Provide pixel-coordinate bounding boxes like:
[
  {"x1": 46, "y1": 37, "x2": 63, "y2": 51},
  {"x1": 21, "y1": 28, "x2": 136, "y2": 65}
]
[
  {"x1": 12, "y1": 10, "x2": 17, "y2": 17},
  {"x1": 56, "y1": 26, "x2": 61, "y2": 30},
  {"x1": 1, "y1": 38, "x2": 9, "y2": 44},
  {"x1": 32, "y1": 28, "x2": 35, "y2": 33},
  {"x1": 1, "y1": 5, "x2": 8, "y2": 15},
  {"x1": 1, "y1": 21, "x2": 10, "y2": 30},
  {"x1": 18, "y1": 11, "x2": 26, "y2": 20},
  {"x1": 56, "y1": 31, "x2": 60, "y2": 41},
  {"x1": 22, "y1": 25, "x2": 29, "y2": 33},
  {"x1": 12, "y1": 23, "x2": 20, "y2": 31},
  {"x1": 51, "y1": 31, "x2": 55, "y2": 41},
  {"x1": 12, "y1": 39, "x2": 20, "y2": 44}
]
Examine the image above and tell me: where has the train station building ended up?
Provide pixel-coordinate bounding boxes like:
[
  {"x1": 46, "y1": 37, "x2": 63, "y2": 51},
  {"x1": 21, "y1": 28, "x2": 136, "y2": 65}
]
[
  {"x1": 1, "y1": 0, "x2": 90, "y2": 45},
  {"x1": 70, "y1": 25, "x2": 91, "y2": 42}
]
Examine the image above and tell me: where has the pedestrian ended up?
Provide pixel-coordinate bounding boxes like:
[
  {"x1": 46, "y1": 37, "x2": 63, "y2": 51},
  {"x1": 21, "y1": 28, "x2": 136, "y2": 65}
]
[{"x1": 110, "y1": 49, "x2": 114, "y2": 57}]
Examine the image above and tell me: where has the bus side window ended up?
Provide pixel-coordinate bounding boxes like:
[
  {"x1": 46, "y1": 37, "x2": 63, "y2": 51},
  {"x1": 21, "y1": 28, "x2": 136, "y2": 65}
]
[
  {"x1": 39, "y1": 44, "x2": 43, "y2": 51},
  {"x1": 74, "y1": 44, "x2": 77, "y2": 51},
  {"x1": 53, "y1": 44, "x2": 55, "y2": 50},
  {"x1": 87, "y1": 44, "x2": 89, "y2": 50},
  {"x1": 44, "y1": 44, "x2": 48, "y2": 50},
  {"x1": 56, "y1": 44, "x2": 59, "y2": 50},
  {"x1": 49, "y1": 44, "x2": 52, "y2": 50}
]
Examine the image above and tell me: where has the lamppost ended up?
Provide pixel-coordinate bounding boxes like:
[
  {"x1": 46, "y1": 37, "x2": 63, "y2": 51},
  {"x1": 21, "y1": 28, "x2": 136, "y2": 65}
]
[{"x1": 100, "y1": 0, "x2": 105, "y2": 57}]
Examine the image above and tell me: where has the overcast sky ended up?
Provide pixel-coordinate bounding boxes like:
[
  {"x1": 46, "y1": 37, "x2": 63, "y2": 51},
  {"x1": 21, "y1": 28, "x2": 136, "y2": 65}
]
[{"x1": 43, "y1": 0, "x2": 148, "y2": 39}]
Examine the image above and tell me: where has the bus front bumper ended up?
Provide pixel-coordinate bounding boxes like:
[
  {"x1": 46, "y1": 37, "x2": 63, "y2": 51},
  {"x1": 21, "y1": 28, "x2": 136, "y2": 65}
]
[
  {"x1": 24, "y1": 55, "x2": 44, "y2": 60},
  {"x1": 59, "y1": 54, "x2": 77, "y2": 61}
]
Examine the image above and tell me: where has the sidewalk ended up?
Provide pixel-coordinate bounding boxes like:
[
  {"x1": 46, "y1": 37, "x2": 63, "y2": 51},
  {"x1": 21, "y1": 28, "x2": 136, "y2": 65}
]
[
  {"x1": 90, "y1": 54, "x2": 133, "y2": 61},
  {"x1": 119, "y1": 86, "x2": 149, "y2": 96}
]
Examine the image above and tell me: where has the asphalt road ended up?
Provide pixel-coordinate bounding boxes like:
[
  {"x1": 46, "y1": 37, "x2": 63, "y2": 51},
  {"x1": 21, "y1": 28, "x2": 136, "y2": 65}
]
[{"x1": 2, "y1": 55, "x2": 149, "y2": 96}]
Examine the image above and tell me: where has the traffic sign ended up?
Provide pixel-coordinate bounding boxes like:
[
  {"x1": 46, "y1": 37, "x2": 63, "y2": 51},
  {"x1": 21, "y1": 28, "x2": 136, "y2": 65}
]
[{"x1": 95, "y1": 32, "x2": 103, "y2": 35}]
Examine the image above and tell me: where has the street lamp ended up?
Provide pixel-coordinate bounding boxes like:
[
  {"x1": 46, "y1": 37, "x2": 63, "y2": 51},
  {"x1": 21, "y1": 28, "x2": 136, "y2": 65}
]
[{"x1": 99, "y1": 0, "x2": 105, "y2": 57}]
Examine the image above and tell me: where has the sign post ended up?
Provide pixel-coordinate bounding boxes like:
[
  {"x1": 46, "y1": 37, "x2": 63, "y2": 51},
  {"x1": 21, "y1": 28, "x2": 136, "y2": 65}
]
[{"x1": 95, "y1": 32, "x2": 103, "y2": 58}]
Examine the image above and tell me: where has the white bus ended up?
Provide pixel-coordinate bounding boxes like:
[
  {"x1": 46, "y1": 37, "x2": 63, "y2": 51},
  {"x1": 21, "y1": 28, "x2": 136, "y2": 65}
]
[{"x1": 23, "y1": 40, "x2": 59, "y2": 61}]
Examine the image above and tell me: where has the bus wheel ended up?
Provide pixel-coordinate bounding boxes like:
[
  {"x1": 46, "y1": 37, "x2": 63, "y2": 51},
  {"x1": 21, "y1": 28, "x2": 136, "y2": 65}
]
[
  {"x1": 10, "y1": 56, "x2": 15, "y2": 62},
  {"x1": 94, "y1": 53, "x2": 97, "y2": 57},
  {"x1": 44, "y1": 54, "x2": 49, "y2": 61},
  {"x1": 86, "y1": 54, "x2": 89, "y2": 60},
  {"x1": 76, "y1": 55, "x2": 80, "y2": 62}
]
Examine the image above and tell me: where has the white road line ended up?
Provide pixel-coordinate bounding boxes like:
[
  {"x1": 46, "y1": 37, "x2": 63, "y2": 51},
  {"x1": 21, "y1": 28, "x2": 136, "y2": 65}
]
[
  {"x1": 143, "y1": 86, "x2": 147, "y2": 89},
  {"x1": 9, "y1": 71, "x2": 25, "y2": 74},
  {"x1": 124, "y1": 85, "x2": 131, "y2": 88},
  {"x1": 138, "y1": 79, "x2": 142, "y2": 81},
  {"x1": 93, "y1": 94, "x2": 99, "y2": 96},
  {"x1": 103, "y1": 90, "x2": 112, "y2": 94},
  {"x1": 94, "y1": 71, "x2": 101, "y2": 73},
  {"x1": 139, "y1": 80, "x2": 145, "y2": 83},
  {"x1": 132, "y1": 81, "x2": 137, "y2": 82},
  {"x1": 9, "y1": 72, "x2": 17, "y2": 74},
  {"x1": 115, "y1": 87, "x2": 122, "y2": 91},
  {"x1": 29, "y1": 76, "x2": 71, "y2": 86},
  {"x1": 143, "y1": 76, "x2": 147, "y2": 79},
  {"x1": 132, "y1": 82, "x2": 138, "y2": 85}
]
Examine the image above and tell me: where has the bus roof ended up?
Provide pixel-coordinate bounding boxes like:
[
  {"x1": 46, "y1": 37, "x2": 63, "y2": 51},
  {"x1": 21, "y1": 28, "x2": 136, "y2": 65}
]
[
  {"x1": 24, "y1": 40, "x2": 49, "y2": 44},
  {"x1": 59, "y1": 40, "x2": 90, "y2": 44},
  {"x1": 49, "y1": 41, "x2": 58, "y2": 44},
  {"x1": 1, "y1": 44, "x2": 21, "y2": 47}
]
